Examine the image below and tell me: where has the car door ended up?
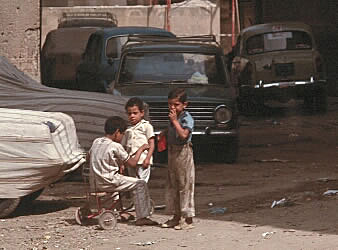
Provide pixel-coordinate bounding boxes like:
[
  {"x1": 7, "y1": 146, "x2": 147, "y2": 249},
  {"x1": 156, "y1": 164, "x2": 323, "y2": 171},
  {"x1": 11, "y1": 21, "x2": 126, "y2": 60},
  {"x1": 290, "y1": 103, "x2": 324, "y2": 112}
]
[
  {"x1": 76, "y1": 34, "x2": 103, "y2": 92},
  {"x1": 100, "y1": 36, "x2": 127, "y2": 90}
]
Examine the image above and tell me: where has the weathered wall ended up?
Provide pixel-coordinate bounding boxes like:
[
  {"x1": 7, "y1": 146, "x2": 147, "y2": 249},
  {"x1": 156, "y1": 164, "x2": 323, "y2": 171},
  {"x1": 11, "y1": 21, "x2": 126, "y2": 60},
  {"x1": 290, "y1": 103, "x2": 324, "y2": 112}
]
[
  {"x1": 41, "y1": 1, "x2": 220, "y2": 46},
  {"x1": 42, "y1": 0, "x2": 127, "y2": 7},
  {"x1": 0, "y1": 0, "x2": 40, "y2": 81}
]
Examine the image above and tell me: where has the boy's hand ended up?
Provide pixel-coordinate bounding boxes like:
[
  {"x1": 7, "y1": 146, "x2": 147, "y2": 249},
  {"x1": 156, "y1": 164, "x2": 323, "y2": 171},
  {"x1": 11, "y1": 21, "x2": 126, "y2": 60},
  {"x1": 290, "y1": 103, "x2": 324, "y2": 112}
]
[
  {"x1": 169, "y1": 107, "x2": 177, "y2": 122},
  {"x1": 119, "y1": 164, "x2": 125, "y2": 174},
  {"x1": 142, "y1": 158, "x2": 150, "y2": 169},
  {"x1": 140, "y1": 144, "x2": 150, "y2": 151}
]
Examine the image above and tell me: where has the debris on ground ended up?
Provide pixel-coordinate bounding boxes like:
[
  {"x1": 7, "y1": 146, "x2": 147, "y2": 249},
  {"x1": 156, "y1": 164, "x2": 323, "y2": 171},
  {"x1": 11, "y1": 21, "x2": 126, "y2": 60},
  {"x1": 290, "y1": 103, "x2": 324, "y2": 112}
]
[
  {"x1": 323, "y1": 190, "x2": 338, "y2": 196},
  {"x1": 262, "y1": 231, "x2": 276, "y2": 238},
  {"x1": 271, "y1": 198, "x2": 294, "y2": 208},
  {"x1": 132, "y1": 241, "x2": 156, "y2": 246},
  {"x1": 208, "y1": 207, "x2": 227, "y2": 214}
]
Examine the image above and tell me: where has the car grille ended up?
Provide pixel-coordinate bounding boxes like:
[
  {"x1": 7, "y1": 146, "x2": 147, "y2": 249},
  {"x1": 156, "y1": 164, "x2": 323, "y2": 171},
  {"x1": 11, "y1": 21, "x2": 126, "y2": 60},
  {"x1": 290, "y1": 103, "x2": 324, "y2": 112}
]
[
  {"x1": 148, "y1": 102, "x2": 218, "y2": 129},
  {"x1": 275, "y1": 63, "x2": 294, "y2": 77}
]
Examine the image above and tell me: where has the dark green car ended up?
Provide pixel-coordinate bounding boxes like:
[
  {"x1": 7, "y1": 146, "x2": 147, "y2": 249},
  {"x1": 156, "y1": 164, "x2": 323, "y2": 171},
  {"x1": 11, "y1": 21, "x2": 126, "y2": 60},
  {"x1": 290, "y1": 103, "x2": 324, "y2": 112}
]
[
  {"x1": 75, "y1": 26, "x2": 175, "y2": 93},
  {"x1": 112, "y1": 36, "x2": 240, "y2": 163}
]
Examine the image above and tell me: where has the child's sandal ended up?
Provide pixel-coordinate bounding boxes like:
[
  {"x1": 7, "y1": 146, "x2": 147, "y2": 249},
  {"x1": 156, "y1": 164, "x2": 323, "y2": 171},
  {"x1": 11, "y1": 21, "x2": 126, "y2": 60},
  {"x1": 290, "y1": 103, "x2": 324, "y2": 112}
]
[{"x1": 161, "y1": 219, "x2": 179, "y2": 228}]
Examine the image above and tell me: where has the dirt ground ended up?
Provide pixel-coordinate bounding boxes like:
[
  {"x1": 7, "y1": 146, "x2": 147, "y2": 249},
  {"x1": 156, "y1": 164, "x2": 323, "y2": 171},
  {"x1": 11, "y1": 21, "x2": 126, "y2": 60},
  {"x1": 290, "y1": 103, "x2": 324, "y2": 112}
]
[{"x1": 1, "y1": 97, "x2": 338, "y2": 250}]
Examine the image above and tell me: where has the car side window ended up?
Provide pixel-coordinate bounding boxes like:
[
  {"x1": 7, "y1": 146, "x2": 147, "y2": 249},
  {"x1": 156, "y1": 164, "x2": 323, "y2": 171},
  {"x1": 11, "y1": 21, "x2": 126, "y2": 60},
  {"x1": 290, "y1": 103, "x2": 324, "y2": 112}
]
[
  {"x1": 84, "y1": 35, "x2": 102, "y2": 63},
  {"x1": 106, "y1": 37, "x2": 119, "y2": 58},
  {"x1": 84, "y1": 35, "x2": 95, "y2": 61}
]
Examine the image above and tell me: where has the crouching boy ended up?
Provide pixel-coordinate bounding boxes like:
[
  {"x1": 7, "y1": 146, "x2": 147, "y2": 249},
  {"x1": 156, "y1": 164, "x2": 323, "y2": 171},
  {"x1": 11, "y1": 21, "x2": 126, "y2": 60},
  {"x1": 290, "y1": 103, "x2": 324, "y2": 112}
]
[{"x1": 88, "y1": 116, "x2": 158, "y2": 226}]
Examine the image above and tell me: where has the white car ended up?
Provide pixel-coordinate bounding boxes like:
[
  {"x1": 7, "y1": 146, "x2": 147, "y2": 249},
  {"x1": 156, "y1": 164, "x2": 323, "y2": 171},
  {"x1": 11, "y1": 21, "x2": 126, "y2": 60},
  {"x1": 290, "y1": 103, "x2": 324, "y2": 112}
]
[{"x1": 0, "y1": 108, "x2": 86, "y2": 218}]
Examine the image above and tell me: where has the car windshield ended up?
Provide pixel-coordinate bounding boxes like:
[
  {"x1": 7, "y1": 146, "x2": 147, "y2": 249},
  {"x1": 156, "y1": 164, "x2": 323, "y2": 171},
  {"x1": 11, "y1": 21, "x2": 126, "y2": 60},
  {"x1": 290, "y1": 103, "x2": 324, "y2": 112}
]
[
  {"x1": 118, "y1": 52, "x2": 226, "y2": 85},
  {"x1": 246, "y1": 31, "x2": 312, "y2": 55}
]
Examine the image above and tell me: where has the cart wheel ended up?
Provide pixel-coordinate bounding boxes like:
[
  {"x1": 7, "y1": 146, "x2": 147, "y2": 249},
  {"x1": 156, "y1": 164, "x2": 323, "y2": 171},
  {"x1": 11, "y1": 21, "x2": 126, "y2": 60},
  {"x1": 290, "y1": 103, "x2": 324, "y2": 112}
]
[
  {"x1": 150, "y1": 199, "x2": 155, "y2": 215},
  {"x1": 98, "y1": 210, "x2": 117, "y2": 230},
  {"x1": 75, "y1": 206, "x2": 90, "y2": 225}
]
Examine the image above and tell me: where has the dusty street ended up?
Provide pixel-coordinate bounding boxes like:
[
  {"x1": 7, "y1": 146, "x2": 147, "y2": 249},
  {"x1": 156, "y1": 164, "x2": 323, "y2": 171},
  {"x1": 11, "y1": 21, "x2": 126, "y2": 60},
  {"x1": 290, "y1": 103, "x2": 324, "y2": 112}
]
[{"x1": 1, "y1": 97, "x2": 338, "y2": 250}]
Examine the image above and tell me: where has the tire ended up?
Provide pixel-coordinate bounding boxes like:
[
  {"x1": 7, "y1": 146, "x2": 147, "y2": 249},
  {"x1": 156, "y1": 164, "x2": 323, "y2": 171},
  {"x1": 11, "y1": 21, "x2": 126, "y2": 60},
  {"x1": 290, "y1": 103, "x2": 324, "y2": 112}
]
[
  {"x1": 315, "y1": 87, "x2": 328, "y2": 113},
  {"x1": 0, "y1": 198, "x2": 21, "y2": 218},
  {"x1": 214, "y1": 137, "x2": 239, "y2": 164},
  {"x1": 303, "y1": 95, "x2": 314, "y2": 112},
  {"x1": 98, "y1": 210, "x2": 117, "y2": 230},
  {"x1": 75, "y1": 206, "x2": 91, "y2": 226},
  {"x1": 238, "y1": 96, "x2": 264, "y2": 115},
  {"x1": 20, "y1": 189, "x2": 44, "y2": 204}
]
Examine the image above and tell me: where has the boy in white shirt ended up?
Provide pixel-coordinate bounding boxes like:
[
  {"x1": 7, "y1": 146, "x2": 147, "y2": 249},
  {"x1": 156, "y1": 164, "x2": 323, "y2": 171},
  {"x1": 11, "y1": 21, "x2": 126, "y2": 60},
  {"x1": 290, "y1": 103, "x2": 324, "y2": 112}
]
[
  {"x1": 122, "y1": 97, "x2": 155, "y2": 183},
  {"x1": 88, "y1": 116, "x2": 157, "y2": 226}
]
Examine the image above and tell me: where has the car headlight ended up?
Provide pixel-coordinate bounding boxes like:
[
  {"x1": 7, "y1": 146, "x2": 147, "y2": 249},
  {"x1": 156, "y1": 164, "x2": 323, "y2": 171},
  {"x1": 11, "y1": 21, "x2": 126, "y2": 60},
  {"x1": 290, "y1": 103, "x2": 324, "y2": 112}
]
[{"x1": 214, "y1": 105, "x2": 232, "y2": 124}]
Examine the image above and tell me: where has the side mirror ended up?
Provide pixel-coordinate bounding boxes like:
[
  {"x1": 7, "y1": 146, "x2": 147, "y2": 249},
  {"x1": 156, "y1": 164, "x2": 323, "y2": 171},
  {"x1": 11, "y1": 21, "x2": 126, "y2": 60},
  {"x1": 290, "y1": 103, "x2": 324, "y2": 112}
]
[{"x1": 108, "y1": 58, "x2": 114, "y2": 66}]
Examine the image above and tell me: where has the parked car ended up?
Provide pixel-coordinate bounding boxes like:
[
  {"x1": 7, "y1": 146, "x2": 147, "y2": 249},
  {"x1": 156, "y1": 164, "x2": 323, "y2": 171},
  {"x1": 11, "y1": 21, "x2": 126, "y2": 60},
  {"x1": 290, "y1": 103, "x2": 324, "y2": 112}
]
[
  {"x1": 111, "y1": 35, "x2": 239, "y2": 163},
  {"x1": 0, "y1": 107, "x2": 86, "y2": 218},
  {"x1": 41, "y1": 12, "x2": 117, "y2": 90},
  {"x1": 230, "y1": 22, "x2": 328, "y2": 112},
  {"x1": 75, "y1": 26, "x2": 175, "y2": 93}
]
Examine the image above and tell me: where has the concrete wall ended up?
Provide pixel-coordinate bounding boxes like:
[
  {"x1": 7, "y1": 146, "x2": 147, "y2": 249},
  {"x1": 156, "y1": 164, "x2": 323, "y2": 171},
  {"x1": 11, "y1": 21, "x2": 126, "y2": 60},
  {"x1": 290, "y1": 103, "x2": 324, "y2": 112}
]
[
  {"x1": 0, "y1": 0, "x2": 40, "y2": 81},
  {"x1": 42, "y1": 0, "x2": 127, "y2": 7},
  {"x1": 41, "y1": 1, "x2": 220, "y2": 46}
]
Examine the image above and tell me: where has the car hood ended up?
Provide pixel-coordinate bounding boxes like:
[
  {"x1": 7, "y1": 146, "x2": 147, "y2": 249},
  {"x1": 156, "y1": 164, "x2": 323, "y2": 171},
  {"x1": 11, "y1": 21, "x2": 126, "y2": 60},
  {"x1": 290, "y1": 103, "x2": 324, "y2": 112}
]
[{"x1": 115, "y1": 84, "x2": 236, "y2": 103}]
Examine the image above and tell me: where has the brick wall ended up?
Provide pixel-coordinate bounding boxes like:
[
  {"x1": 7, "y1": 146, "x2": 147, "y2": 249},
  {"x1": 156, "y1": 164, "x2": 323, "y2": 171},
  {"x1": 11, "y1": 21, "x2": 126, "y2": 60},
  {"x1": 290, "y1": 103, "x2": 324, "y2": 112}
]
[{"x1": 0, "y1": 0, "x2": 40, "y2": 81}]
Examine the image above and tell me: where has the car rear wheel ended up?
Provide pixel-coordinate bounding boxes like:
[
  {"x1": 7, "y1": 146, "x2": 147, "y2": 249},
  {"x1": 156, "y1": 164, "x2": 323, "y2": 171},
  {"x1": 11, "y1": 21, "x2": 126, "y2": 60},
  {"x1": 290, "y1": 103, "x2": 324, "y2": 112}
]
[
  {"x1": 314, "y1": 87, "x2": 328, "y2": 113},
  {"x1": 0, "y1": 198, "x2": 21, "y2": 218},
  {"x1": 19, "y1": 189, "x2": 44, "y2": 207},
  {"x1": 214, "y1": 137, "x2": 239, "y2": 164},
  {"x1": 304, "y1": 87, "x2": 328, "y2": 113},
  {"x1": 238, "y1": 96, "x2": 264, "y2": 115}
]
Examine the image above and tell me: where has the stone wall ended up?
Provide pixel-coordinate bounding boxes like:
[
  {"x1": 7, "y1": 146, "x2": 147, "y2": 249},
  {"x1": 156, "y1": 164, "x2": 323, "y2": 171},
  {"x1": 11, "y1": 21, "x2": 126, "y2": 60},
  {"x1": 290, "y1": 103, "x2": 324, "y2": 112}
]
[
  {"x1": 41, "y1": 1, "x2": 220, "y2": 46},
  {"x1": 0, "y1": 0, "x2": 40, "y2": 81}
]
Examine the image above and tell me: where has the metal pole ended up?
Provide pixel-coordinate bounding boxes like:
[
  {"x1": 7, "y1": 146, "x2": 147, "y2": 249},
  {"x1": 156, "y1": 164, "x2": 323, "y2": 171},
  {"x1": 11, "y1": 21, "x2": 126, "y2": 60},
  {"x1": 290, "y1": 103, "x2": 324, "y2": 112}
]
[
  {"x1": 232, "y1": 0, "x2": 235, "y2": 46},
  {"x1": 166, "y1": 0, "x2": 171, "y2": 32},
  {"x1": 235, "y1": 0, "x2": 240, "y2": 33}
]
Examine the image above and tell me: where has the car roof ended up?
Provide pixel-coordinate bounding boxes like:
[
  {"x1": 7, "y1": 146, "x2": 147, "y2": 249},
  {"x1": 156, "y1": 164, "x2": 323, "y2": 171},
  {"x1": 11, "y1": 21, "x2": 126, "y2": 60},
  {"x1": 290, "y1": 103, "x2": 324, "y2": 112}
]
[
  {"x1": 92, "y1": 26, "x2": 175, "y2": 39},
  {"x1": 43, "y1": 27, "x2": 101, "y2": 53},
  {"x1": 121, "y1": 36, "x2": 223, "y2": 54},
  {"x1": 239, "y1": 22, "x2": 313, "y2": 40}
]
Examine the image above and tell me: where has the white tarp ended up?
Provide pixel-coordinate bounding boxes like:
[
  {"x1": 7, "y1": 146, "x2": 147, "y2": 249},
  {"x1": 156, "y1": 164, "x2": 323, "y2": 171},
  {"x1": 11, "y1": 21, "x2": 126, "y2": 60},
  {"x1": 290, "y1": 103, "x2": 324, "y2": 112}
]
[
  {"x1": 0, "y1": 56, "x2": 128, "y2": 150},
  {"x1": 0, "y1": 108, "x2": 86, "y2": 198}
]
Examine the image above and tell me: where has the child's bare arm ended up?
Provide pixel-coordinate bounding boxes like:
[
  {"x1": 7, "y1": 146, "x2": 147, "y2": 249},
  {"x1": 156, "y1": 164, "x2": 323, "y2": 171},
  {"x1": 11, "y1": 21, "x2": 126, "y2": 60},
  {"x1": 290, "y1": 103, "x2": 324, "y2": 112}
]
[
  {"x1": 125, "y1": 144, "x2": 149, "y2": 168},
  {"x1": 169, "y1": 108, "x2": 190, "y2": 140},
  {"x1": 142, "y1": 137, "x2": 155, "y2": 168},
  {"x1": 171, "y1": 119, "x2": 190, "y2": 140},
  {"x1": 117, "y1": 159, "x2": 125, "y2": 174}
]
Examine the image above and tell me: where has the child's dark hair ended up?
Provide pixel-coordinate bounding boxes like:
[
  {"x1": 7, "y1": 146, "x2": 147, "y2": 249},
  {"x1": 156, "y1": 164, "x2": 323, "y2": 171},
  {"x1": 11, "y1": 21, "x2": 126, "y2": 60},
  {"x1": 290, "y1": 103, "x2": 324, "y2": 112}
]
[
  {"x1": 104, "y1": 116, "x2": 127, "y2": 135},
  {"x1": 125, "y1": 97, "x2": 144, "y2": 111},
  {"x1": 168, "y1": 88, "x2": 187, "y2": 103}
]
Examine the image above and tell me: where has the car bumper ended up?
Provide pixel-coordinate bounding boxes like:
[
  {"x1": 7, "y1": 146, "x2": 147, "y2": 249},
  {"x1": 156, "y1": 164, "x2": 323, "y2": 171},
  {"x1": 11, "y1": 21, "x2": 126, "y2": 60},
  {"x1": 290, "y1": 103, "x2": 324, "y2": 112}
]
[
  {"x1": 154, "y1": 128, "x2": 239, "y2": 144},
  {"x1": 240, "y1": 80, "x2": 326, "y2": 100}
]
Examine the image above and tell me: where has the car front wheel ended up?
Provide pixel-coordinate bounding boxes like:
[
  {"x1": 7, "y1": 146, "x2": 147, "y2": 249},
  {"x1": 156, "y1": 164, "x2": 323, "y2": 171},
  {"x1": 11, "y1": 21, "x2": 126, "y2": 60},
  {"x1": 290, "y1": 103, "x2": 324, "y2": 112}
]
[
  {"x1": 209, "y1": 137, "x2": 239, "y2": 164},
  {"x1": 0, "y1": 198, "x2": 21, "y2": 218}
]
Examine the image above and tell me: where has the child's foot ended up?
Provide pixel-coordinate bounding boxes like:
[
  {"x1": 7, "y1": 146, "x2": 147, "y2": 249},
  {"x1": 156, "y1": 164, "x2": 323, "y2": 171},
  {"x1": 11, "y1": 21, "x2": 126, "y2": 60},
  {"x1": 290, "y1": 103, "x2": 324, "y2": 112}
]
[
  {"x1": 135, "y1": 217, "x2": 158, "y2": 226},
  {"x1": 119, "y1": 212, "x2": 135, "y2": 222},
  {"x1": 161, "y1": 217, "x2": 180, "y2": 228},
  {"x1": 174, "y1": 218, "x2": 194, "y2": 230}
]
